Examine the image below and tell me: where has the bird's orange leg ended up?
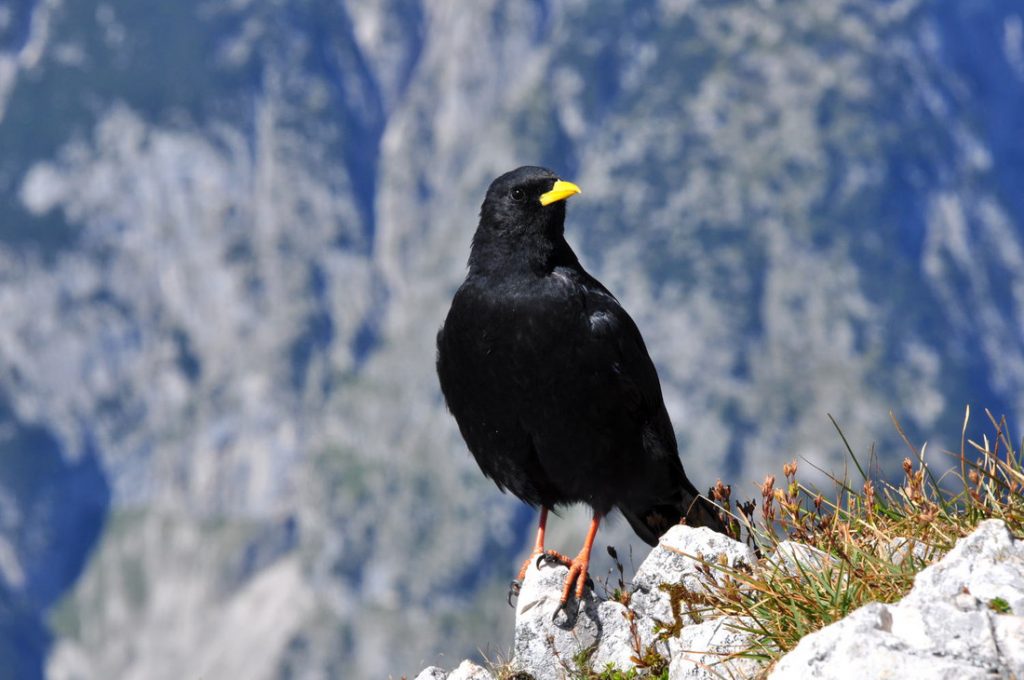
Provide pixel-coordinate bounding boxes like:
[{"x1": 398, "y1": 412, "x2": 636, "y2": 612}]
[
  {"x1": 517, "y1": 506, "x2": 552, "y2": 581},
  {"x1": 557, "y1": 512, "x2": 601, "y2": 604},
  {"x1": 510, "y1": 507, "x2": 572, "y2": 605},
  {"x1": 516, "y1": 507, "x2": 573, "y2": 578}
]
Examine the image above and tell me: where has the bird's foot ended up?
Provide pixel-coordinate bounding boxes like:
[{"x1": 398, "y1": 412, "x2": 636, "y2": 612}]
[
  {"x1": 507, "y1": 579, "x2": 521, "y2": 607},
  {"x1": 532, "y1": 550, "x2": 594, "y2": 621},
  {"x1": 535, "y1": 549, "x2": 573, "y2": 569},
  {"x1": 548, "y1": 550, "x2": 594, "y2": 624},
  {"x1": 557, "y1": 550, "x2": 593, "y2": 604},
  {"x1": 508, "y1": 548, "x2": 555, "y2": 607},
  {"x1": 534, "y1": 550, "x2": 594, "y2": 596}
]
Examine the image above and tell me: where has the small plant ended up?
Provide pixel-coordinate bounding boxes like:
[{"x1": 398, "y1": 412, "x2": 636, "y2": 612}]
[
  {"x1": 497, "y1": 671, "x2": 536, "y2": 680},
  {"x1": 485, "y1": 648, "x2": 533, "y2": 680},
  {"x1": 652, "y1": 581, "x2": 713, "y2": 634},
  {"x1": 567, "y1": 651, "x2": 669, "y2": 680},
  {"x1": 604, "y1": 546, "x2": 632, "y2": 606},
  {"x1": 988, "y1": 597, "x2": 1011, "y2": 614}
]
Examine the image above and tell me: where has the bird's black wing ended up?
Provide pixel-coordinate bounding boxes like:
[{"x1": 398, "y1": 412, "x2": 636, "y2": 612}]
[
  {"x1": 437, "y1": 282, "x2": 563, "y2": 507},
  {"x1": 570, "y1": 268, "x2": 724, "y2": 542},
  {"x1": 572, "y1": 269, "x2": 678, "y2": 458}
]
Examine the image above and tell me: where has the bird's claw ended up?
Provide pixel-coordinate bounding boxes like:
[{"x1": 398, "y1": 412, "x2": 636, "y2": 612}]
[
  {"x1": 507, "y1": 579, "x2": 522, "y2": 607},
  {"x1": 552, "y1": 599, "x2": 572, "y2": 624},
  {"x1": 536, "y1": 550, "x2": 572, "y2": 569},
  {"x1": 548, "y1": 602, "x2": 581, "y2": 626},
  {"x1": 550, "y1": 565, "x2": 595, "y2": 625}
]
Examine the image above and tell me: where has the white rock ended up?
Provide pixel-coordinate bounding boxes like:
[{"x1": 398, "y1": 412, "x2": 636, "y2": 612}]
[
  {"x1": 993, "y1": 614, "x2": 1024, "y2": 672},
  {"x1": 667, "y1": 616, "x2": 760, "y2": 679},
  {"x1": 768, "y1": 520, "x2": 1024, "y2": 679},
  {"x1": 512, "y1": 559, "x2": 603, "y2": 680},
  {"x1": 587, "y1": 601, "x2": 636, "y2": 672},
  {"x1": 413, "y1": 667, "x2": 448, "y2": 680},
  {"x1": 445, "y1": 659, "x2": 495, "y2": 680},
  {"x1": 769, "y1": 540, "x2": 837, "y2": 575},
  {"x1": 903, "y1": 519, "x2": 1024, "y2": 613},
  {"x1": 888, "y1": 600, "x2": 998, "y2": 664},
  {"x1": 885, "y1": 536, "x2": 938, "y2": 566},
  {"x1": 769, "y1": 602, "x2": 992, "y2": 680},
  {"x1": 630, "y1": 526, "x2": 756, "y2": 636}
]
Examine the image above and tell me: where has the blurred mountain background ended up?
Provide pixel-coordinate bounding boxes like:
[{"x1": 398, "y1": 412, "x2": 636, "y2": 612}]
[{"x1": 0, "y1": 0, "x2": 1023, "y2": 677}]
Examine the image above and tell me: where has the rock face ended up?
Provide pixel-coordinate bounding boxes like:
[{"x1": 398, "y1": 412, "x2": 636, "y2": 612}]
[
  {"x1": 769, "y1": 520, "x2": 1024, "y2": 680},
  {"x1": 417, "y1": 520, "x2": 1024, "y2": 680}
]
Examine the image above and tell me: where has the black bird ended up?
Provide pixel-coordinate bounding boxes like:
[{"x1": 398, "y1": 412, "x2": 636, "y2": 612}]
[{"x1": 436, "y1": 166, "x2": 724, "y2": 608}]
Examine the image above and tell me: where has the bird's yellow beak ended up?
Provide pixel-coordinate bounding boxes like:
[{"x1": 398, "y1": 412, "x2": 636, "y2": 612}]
[{"x1": 539, "y1": 180, "x2": 582, "y2": 206}]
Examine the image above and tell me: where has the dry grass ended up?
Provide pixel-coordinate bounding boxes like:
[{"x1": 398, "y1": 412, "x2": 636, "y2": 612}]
[{"x1": 696, "y1": 407, "x2": 1024, "y2": 670}]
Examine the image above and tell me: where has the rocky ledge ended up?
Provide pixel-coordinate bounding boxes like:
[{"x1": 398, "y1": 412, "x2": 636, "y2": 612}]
[{"x1": 414, "y1": 519, "x2": 1024, "y2": 680}]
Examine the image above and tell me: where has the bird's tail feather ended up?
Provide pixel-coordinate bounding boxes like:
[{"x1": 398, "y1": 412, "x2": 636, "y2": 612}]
[{"x1": 620, "y1": 491, "x2": 726, "y2": 546}]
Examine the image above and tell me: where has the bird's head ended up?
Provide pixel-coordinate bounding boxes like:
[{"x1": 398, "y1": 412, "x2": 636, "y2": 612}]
[
  {"x1": 480, "y1": 166, "x2": 582, "y2": 235},
  {"x1": 472, "y1": 166, "x2": 582, "y2": 273}
]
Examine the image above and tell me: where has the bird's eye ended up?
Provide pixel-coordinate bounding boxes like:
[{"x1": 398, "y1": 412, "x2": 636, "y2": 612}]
[{"x1": 510, "y1": 188, "x2": 525, "y2": 202}]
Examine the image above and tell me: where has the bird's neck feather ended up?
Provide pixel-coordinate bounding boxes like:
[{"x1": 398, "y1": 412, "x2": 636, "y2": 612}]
[{"x1": 468, "y1": 231, "x2": 581, "y2": 278}]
